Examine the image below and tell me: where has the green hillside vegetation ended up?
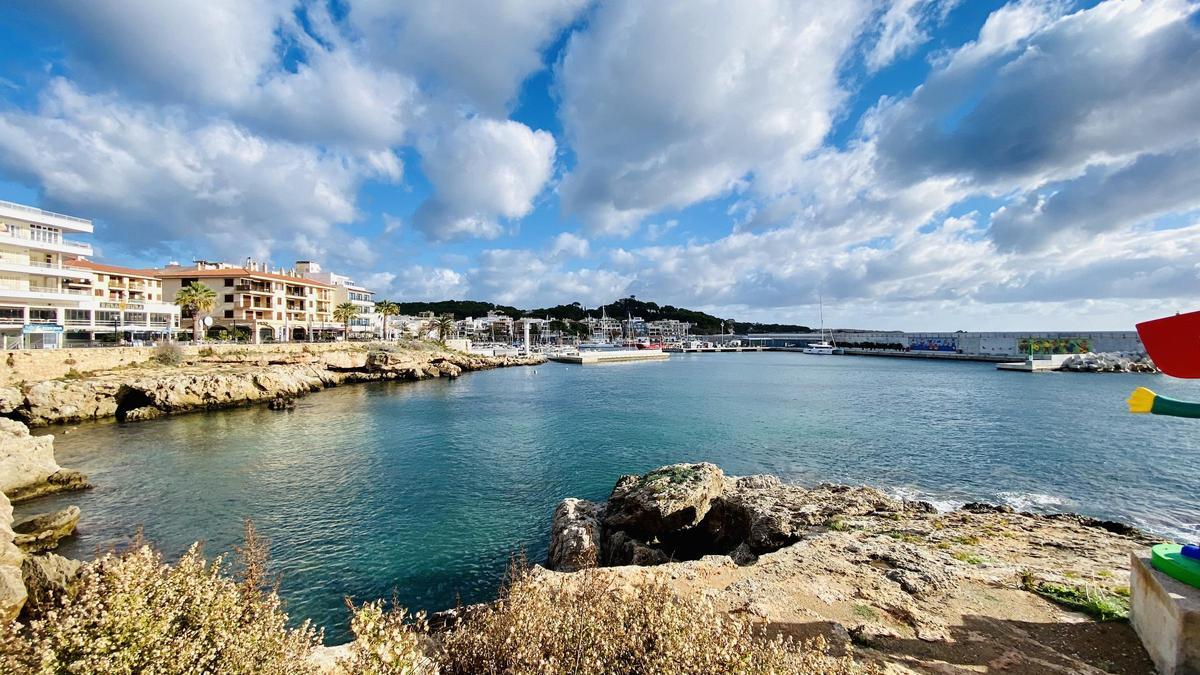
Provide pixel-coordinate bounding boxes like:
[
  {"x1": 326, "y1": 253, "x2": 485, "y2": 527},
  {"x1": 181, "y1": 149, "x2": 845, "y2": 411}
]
[{"x1": 387, "y1": 296, "x2": 811, "y2": 335}]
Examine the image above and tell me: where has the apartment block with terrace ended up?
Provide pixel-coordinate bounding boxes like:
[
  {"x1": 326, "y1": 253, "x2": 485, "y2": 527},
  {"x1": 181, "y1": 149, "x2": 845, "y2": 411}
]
[{"x1": 155, "y1": 260, "x2": 338, "y2": 343}]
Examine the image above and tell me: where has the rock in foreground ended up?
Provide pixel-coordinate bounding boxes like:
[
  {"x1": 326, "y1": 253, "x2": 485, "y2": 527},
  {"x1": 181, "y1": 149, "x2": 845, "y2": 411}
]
[
  {"x1": 547, "y1": 463, "x2": 1160, "y2": 674},
  {"x1": 13, "y1": 506, "x2": 80, "y2": 553}
]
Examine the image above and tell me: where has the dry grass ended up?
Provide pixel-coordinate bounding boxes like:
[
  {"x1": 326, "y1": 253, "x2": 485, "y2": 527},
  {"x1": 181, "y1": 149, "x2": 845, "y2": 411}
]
[
  {"x1": 3, "y1": 531, "x2": 880, "y2": 674},
  {"x1": 2, "y1": 521, "x2": 322, "y2": 674},
  {"x1": 346, "y1": 558, "x2": 877, "y2": 675}
]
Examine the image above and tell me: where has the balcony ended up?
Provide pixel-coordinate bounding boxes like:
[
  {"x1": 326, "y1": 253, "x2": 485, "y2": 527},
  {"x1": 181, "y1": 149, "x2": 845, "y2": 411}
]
[
  {"x1": 234, "y1": 283, "x2": 273, "y2": 294},
  {"x1": 0, "y1": 258, "x2": 94, "y2": 279},
  {"x1": 0, "y1": 285, "x2": 91, "y2": 302},
  {"x1": 0, "y1": 199, "x2": 93, "y2": 233},
  {"x1": 0, "y1": 229, "x2": 92, "y2": 255}
]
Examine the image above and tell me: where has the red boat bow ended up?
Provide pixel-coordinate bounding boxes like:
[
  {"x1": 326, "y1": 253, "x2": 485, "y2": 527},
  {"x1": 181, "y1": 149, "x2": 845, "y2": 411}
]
[{"x1": 1136, "y1": 310, "x2": 1200, "y2": 378}]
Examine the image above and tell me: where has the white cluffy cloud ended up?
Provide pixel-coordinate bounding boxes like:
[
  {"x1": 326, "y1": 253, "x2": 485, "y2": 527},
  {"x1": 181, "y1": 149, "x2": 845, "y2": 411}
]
[
  {"x1": 0, "y1": 79, "x2": 396, "y2": 260},
  {"x1": 556, "y1": 0, "x2": 873, "y2": 236},
  {"x1": 414, "y1": 118, "x2": 557, "y2": 241}
]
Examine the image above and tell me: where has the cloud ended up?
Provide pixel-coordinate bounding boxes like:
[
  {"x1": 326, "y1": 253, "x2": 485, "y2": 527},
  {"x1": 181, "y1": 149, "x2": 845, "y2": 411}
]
[
  {"x1": 873, "y1": 0, "x2": 1200, "y2": 191},
  {"x1": 413, "y1": 117, "x2": 556, "y2": 241},
  {"x1": 989, "y1": 145, "x2": 1200, "y2": 252},
  {"x1": 550, "y1": 232, "x2": 590, "y2": 258},
  {"x1": 469, "y1": 248, "x2": 630, "y2": 307},
  {"x1": 366, "y1": 266, "x2": 471, "y2": 301},
  {"x1": 37, "y1": 0, "x2": 292, "y2": 107},
  {"x1": 865, "y1": 0, "x2": 960, "y2": 72},
  {"x1": 348, "y1": 0, "x2": 590, "y2": 115},
  {"x1": 0, "y1": 79, "x2": 388, "y2": 261},
  {"x1": 557, "y1": 0, "x2": 873, "y2": 235}
]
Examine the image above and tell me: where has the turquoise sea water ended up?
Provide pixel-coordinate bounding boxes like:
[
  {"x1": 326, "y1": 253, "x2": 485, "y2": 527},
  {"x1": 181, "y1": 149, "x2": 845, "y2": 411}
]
[{"x1": 20, "y1": 353, "x2": 1200, "y2": 642}]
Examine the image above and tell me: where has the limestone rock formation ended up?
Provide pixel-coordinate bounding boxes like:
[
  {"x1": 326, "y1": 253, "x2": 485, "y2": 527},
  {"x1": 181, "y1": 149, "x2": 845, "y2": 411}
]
[
  {"x1": 7, "y1": 470, "x2": 90, "y2": 504},
  {"x1": 0, "y1": 418, "x2": 58, "y2": 495},
  {"x1": 547, "y1": 498, "x2": 605, "y2": 572},
  {"x1": 0, "y1": 386, "x2": 21, "y2": 415},
  {"x1": 0, "y1": 418, "x2": 89, "y2": 503},
  {"x1": 21, "y1": 552, "x2": 81, "y2": 613},
  {"x1": 0, "y1": 491, "x2": 25, "y2": 622},
  {"x1": 543, "y1": 463, "x2": 1162, "y2": 673},
  {"x1": 12, "y1": 344, "x2": 544, "y2": 427},
  {"x1": 13, "y1": 506, "x2": 80, "y2": 553},
  {"x1": 603, "y1": 462, "x2": 726, "y2": 540}
]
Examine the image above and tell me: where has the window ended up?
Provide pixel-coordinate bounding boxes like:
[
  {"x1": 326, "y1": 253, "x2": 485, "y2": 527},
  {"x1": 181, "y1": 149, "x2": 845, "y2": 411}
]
[
  {"x1": 66, "y1": 309, "x2": 91, "y2": 323},
  {"x1": 224, "y1": 310, "x2": 233, "y2": 318},
  {"x1": 224, "y1": 278, "x2": 234, "y2": 286},
  {"x1": 29, "y1": 308, "x2": 57, "y2": 322},
  {"x1": 96, "y1": 311, "x2": 119, "y2": 324},
  {"x1": 30, "y1": 224, "x2": 59, "y2": 244},
  {"x1": 0, "y1": 307, "x2": 22, "y2": 322},
  {"x1": 224, "y1": 294, "x2": 234, "y2": 302}
]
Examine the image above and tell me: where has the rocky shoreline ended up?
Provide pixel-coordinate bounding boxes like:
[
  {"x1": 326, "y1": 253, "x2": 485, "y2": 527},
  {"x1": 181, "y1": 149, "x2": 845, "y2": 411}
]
[
  {"x1": 544, "y1": 463, "x2": 1161, "y2": 673},
  {"x1": 1, "y1": 342, "x2": 543, "y2": 427}
]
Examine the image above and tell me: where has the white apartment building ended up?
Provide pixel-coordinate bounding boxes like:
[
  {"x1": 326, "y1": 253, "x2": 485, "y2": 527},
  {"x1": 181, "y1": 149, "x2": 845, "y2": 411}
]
[
  {"x1": 0, "y1": 200, "x2": 96, "y2": 349},
  {"x1": 62, "y1": 258, "x2": 180, "y2": 344},
  {"x1": 294, "y1": 261, "x2": 378, "y2": 338}
]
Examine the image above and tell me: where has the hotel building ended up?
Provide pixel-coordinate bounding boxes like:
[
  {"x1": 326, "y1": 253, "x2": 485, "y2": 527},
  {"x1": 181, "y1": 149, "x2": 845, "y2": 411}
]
[
  {"x1": 62, "y1": 258, "x2": 180, "y2": 343},
  {"x1": 295, "y1": 261, "x2": 378, "y2": 338},
  {"x1": 0, "y1": 200, "x2": 95, "y2": 348},
  {"x1": 155, "y1": 260, "x2": 338, "y2": 343}
]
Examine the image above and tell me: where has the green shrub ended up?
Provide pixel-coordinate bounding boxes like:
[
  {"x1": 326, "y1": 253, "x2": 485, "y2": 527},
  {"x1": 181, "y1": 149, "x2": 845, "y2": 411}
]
[
  {"x1": 3, "y1": 522, "x2": 321, "y2": 674},
  {"x1": 1024, "y1": 579, "x2": 1129, "y2": 621}
]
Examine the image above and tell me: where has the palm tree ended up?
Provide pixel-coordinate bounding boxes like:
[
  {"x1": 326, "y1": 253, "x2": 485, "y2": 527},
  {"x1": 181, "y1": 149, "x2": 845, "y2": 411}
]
[
  {"x1": 174, "y1": 282, "x2": 217, "y2": 343},
  {"x1": 374, "y1": 300, "x2": 399, "y2": 340},
  {"x1": 434, "y1": 315, "x2": 456, "y2": 344},
  {"x1": 333, "y1": 302, "x2": 359, "y2": 341}
]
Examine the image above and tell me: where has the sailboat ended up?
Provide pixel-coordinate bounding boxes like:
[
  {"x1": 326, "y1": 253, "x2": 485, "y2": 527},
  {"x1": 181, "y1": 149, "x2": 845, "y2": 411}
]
[{"x1": 802, "y1": 294, "x2": 838, "y2": 355}]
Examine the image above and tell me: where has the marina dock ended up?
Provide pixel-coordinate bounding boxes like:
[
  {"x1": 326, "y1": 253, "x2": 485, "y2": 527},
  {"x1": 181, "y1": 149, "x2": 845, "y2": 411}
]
[
  {"x1": 546, "y1": 349, "x2": 670, "y2": 364},
  {"x1": 664, "y1": 345, "x2": 766, "y2": 353}
]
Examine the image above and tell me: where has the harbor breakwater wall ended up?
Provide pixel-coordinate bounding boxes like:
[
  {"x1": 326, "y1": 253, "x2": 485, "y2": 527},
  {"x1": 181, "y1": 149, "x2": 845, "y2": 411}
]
[{"x1": 0, "y1": 342, "x2": 544, "y2": 427}]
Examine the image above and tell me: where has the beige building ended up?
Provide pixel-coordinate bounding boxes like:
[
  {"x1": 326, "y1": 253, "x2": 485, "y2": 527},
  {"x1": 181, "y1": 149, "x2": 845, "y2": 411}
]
[
  {"x1": 62, "y1": 258, "x2": 180, "y2": 343},
  {"x1": 295, "y1": 261, "x2": 377, "y2": 338},
  {"x1": 156, "y1": 260, "x2": 336, "y2": 343},
  {"x1": 0, "y1": 199, "x2": 95, "y2": 348}
]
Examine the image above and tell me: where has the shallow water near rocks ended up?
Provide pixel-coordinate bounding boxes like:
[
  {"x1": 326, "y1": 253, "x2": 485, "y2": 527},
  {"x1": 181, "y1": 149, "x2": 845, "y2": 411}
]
[{"x1": 22, "y1": 352, "x2": 1200, "y2": 642}]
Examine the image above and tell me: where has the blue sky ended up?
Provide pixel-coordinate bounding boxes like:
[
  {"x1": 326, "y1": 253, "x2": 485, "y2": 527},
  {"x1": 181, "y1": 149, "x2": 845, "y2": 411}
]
[{"x1": 0, "y1": 0, "x2": 1197, "y2": 330}]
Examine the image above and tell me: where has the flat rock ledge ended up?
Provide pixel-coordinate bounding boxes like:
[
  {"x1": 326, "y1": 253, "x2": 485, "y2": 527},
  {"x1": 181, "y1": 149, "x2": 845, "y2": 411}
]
[
  {"x1": 546, "y1": 462, "x2": 1161, "y2": 674},
  {"x1": 3, "y1": 345, "x2": 543, "y2": 427},
  {"x1": 13, "y1": 506, "x2": 80, "y2": 553}
]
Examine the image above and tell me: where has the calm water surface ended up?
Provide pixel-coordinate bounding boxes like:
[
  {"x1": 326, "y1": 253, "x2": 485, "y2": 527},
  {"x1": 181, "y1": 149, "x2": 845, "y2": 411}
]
[{"x1": 20, "y1": 353, "x2": 1200, "y2": 642}]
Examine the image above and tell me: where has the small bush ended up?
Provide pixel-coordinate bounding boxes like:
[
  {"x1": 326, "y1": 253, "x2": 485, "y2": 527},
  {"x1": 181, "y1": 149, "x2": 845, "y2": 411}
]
[
  {"x1": 154, "y1": 342, "x2": 186, "y2": 366},
  {"x1": 61, "y1": 368, "x2": 84, "y2": 380},
  {"x1": 3, "y1": 522, "x2": 322, "y2": 674}
]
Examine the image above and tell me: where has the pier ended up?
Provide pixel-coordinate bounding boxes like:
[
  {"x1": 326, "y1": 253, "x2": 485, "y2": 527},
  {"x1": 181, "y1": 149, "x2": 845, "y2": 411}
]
[
  {"x1": 664, "y1": 345, "x2": 766, "y2": 353},
  {"x1": 546, "y1": 349, "x2": 670, "y2": 364}
]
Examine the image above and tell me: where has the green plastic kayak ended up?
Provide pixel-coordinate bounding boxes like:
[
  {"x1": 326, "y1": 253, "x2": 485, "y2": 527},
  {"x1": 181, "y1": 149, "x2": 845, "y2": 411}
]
[{"x1": 1151, "y1": 543, "x2": 1200, "y2": 590}]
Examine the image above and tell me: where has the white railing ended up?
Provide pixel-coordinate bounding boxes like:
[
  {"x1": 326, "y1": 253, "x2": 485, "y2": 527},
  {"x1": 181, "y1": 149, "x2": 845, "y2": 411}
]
[
  {"x1": 0, "y1": 230, "x2": 92, "y2": 252},
  {"x1": 0, "y1": 199, "x2": 91, "y2": 225},
  {"x1": 0, "y1": 258, "x2": 66, "y2": 270},
  {"x1": 26, "y1": 285, "x2": 90, "y2": 296}
]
